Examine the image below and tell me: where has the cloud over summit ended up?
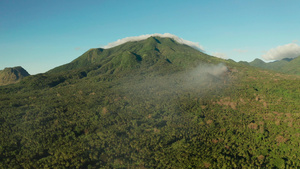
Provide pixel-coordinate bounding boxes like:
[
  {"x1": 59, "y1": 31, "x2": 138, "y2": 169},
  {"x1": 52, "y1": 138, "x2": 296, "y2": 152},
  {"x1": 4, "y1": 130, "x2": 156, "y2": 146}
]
[
  {"x1": 262, "y1": 43, "x2": 300, "y2": 61},
  {"x1": 102, "y1": 33, "x2": 204, "y2": 51}
]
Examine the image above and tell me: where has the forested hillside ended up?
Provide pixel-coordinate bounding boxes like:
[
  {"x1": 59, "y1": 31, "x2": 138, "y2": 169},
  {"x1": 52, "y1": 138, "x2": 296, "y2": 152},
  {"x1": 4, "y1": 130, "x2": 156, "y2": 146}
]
[{"x1": 1, "y1": 37, "x2": 300, "y2": 168}]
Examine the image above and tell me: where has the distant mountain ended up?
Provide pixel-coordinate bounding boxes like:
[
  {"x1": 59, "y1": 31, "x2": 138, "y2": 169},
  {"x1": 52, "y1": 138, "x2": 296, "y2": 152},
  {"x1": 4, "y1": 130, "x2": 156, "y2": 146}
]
[
  {"x1": 0, "y1": 66, "x2": 30, "y2": 86},
  {"x1": 249, "y1": 58, "x2": 266, "y2": 68},
  {"x1": 48, "y1": 36, "x2": 224, "y2": 76},
  {"x1": 247, "y1": 56, "x2": 300, "y2": 75}
]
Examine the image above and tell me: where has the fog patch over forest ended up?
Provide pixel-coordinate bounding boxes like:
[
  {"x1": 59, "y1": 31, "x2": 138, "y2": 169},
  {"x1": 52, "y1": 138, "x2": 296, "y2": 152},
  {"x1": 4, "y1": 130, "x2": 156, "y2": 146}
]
[{"x1": 119, "y1": 63, "x2": 229, "y2": 105}]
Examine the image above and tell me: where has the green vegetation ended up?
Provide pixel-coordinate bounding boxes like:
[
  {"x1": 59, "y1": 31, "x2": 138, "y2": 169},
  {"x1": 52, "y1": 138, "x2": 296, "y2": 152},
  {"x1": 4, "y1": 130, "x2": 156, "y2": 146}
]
[{"x1": 1, "y1": 37, "x2": 300, "y2": 168}]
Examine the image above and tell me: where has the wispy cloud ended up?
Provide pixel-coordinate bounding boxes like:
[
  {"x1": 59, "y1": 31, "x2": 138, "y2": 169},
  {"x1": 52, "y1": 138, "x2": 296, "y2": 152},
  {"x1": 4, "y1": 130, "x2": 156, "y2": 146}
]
[
  {"x1": 102, "y1": 33, "x2": 204, "y2": 51},
  {"x1": 262, "y1": 43, "x2": 300, "y2": 61},
  {"x1": 212, "y1": 52, "x2": 228, "y2": 59}
]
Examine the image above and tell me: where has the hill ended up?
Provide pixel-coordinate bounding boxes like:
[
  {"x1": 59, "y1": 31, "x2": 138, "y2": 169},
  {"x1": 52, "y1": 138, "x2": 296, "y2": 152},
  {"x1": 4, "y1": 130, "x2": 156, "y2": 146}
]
[
  {"x1": 1, "y1": 36, "x2": 300, "y2": 168},
  {"x1": 0, "y1": 66, "x2": 30, "y2": 86},
  {"x1": 248, "y1": 56, "x2": 300, "y2": 75}
]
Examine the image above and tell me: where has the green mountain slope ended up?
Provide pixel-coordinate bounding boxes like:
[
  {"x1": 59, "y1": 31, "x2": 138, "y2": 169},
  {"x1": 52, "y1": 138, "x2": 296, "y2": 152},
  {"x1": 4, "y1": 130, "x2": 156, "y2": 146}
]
[
  {"x1": 0, "y1": 66, "x2": 30, "y2": 86},
  {"x1": 1, "y1": 37, "x2": 300, "y2": 168}
]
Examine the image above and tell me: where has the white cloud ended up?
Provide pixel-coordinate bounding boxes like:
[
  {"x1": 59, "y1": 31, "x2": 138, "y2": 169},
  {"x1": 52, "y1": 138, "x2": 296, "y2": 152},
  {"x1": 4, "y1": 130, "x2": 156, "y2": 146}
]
[
  {"x1": 262, "y1": 43, "x2": 300, "y2": 61},
  {"x1": 212, "y1": 52, "x2": 228, "y2": 59},
  {"x1": 102, "y1": 33, "x2": 204, "y2": 51}
]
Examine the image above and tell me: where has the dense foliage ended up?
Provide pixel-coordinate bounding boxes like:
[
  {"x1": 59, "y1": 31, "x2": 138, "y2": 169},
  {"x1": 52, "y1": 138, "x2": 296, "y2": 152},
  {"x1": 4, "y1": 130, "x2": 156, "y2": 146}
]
[
  {"x1": 1, "y1": 64, "x2": 300, "y2": 168},
  {"x1": 1, "y1": 37, "x2": 300, "y2": 168}
]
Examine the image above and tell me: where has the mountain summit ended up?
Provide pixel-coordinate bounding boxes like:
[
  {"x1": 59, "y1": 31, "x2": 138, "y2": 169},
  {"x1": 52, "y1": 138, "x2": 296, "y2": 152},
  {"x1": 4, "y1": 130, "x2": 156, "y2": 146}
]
[
  {"x1": 48, "y1": 36, "x2": 223, "y2": 75},
  {"x1": 102, "y1": 33, "x2": 204, "y2": 51}
]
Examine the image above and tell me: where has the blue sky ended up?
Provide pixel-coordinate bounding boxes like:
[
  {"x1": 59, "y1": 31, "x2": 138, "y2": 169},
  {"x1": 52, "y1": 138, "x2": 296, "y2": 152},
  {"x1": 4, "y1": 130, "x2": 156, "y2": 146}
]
[{"x1": 1, "y1": 0, "x2": 300, "y2": 74}]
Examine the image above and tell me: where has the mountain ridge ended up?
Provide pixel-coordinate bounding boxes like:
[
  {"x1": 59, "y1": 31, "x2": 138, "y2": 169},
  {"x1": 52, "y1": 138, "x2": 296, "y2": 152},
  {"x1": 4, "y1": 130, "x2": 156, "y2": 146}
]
[{"x1": 242, "y1": 56, "x2": 300, "y2": 75}]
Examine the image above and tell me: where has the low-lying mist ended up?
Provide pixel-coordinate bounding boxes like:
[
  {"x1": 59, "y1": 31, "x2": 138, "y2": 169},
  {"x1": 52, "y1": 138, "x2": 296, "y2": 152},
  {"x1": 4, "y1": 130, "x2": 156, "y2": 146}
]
[{"x1": 119, "y1": 63, "x2": 230, "y2": 106}]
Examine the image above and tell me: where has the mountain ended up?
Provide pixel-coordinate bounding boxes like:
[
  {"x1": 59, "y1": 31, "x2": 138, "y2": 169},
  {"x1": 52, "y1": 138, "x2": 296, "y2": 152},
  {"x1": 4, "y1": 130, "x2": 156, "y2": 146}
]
[
  {"x1": 0, "y1": 66, "x2": 30, "y2": 86},
  {"x1": 248, "y1": 57, "x2": 300, "y2": 75},
  {"x1": 1, "y1": 36, "x2": 300, "y2": 168},
  {"x1": 48, "y1": 37, "x2": 224, "y2": 76}
]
